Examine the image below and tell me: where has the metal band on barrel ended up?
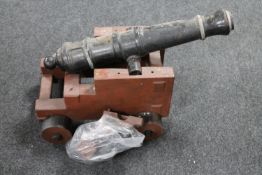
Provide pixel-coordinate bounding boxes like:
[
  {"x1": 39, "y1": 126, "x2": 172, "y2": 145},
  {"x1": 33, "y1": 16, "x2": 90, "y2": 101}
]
[
  {"x1": 82, "y1": 40, "x2": 94, "y2": 69},
  {"x1": 85, "y1": 51, "x2": 94, "y2": 69},
  {"x1": 225, "y1": 10, "x2": 233, "y2": 31},
  {"x1": 197, "y1": 15, "x2": 205, "y2": 40}
]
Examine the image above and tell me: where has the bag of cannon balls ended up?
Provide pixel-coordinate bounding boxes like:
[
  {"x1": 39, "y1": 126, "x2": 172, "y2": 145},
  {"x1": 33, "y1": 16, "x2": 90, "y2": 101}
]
[{"x1": 66, "y1": 112, "x2": 145, "y2": 163}]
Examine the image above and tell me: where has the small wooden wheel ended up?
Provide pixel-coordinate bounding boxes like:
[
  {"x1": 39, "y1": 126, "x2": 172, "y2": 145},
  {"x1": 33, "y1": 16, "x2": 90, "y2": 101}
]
[
  {"x1": 41, "y1": 116, "x2": 72, "y2": 144},
  {"x1": 137, "y1": 112, "x2": 164, "y2": 141}
]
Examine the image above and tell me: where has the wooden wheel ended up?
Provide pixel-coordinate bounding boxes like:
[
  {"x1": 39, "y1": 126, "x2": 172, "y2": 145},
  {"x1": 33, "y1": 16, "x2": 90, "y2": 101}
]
[
  {"x1": 137, "y1": 112, "x2": 164, "y2": 141},
  {"x1": 41, "y1": 116, "x2": 72, "y2": 144}
]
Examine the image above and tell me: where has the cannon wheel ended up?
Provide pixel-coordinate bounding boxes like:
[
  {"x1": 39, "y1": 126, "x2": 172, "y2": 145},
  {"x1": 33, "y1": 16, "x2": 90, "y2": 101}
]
[
  {"x1": 41, "y1": 116, "x2": 72, "y2": 144},
  {"x1": 137, "y1": 112, "x2": 164, "y2": 141}
]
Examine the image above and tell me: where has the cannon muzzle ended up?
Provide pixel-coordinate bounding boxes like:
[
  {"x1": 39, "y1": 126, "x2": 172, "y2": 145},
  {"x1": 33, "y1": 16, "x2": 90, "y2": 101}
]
[{"x1": 44, "y1": 9, "x2": 234, "y2": 74}]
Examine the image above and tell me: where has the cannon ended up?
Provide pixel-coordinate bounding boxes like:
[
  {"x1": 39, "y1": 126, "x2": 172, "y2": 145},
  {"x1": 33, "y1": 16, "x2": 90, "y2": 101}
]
[
  {"x1": 36, "y1": 9, "x2": 234, "y2": 144},
  {"x1": 44, "y1": 9, "x2": 234, "y2": 75}
]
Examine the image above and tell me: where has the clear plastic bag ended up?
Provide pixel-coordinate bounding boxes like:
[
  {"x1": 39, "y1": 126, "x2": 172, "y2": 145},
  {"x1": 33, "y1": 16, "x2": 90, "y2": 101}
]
[{"x1": 66, "y1": 112, "x2": 145, "y2": 163}]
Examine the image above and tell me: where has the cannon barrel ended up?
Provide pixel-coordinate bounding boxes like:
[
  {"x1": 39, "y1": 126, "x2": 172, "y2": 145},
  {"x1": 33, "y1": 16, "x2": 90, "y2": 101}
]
[{"x1": 44, "y1": 9, "x2": 234, "y2": 74}]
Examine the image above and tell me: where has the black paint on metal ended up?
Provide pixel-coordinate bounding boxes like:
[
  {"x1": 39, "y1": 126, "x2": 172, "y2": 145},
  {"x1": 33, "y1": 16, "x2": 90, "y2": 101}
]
[{"x1": 44, "y1": 9, "x2": 234, "y2": 74}]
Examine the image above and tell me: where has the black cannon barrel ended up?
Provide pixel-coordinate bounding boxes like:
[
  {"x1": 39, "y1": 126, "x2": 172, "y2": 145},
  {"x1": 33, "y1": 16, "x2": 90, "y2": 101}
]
[{"x1": 44, "y1": 9, "x2": 234, "y2": 74}]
